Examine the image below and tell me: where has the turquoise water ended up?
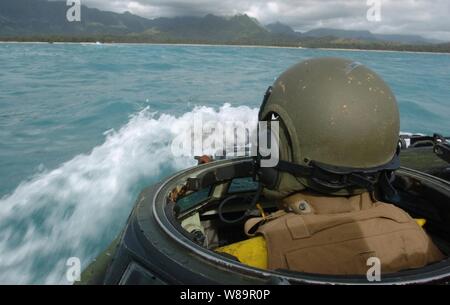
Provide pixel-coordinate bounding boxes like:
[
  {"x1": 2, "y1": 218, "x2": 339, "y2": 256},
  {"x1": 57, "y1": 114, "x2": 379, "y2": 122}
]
[{"x1": 0, "y1": 43, "x2": 449, "y2": 283}]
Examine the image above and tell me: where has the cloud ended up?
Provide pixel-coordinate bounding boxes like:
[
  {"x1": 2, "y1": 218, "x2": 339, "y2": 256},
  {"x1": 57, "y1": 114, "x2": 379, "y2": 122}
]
[{"x1": 77, "y1": 0, "x2": 450, "y2": 41}]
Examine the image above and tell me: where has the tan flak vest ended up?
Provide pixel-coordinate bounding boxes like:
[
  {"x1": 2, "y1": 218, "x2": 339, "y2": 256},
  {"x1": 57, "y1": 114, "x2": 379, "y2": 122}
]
[{"x1": 245, "y1": 192, "x2": 444, "y2": 275}]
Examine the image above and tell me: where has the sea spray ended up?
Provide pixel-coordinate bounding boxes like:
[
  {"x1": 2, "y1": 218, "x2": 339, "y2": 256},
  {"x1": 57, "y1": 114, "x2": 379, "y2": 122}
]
[{"x1": 0, "y1": 104, "x2": 258, "y2": 284}]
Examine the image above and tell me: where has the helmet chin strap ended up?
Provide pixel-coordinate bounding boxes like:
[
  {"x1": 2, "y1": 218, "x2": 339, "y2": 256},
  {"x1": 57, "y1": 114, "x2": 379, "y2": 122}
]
[{"x1": 254, "y1": 149, "x2": 401, "y2": 202}]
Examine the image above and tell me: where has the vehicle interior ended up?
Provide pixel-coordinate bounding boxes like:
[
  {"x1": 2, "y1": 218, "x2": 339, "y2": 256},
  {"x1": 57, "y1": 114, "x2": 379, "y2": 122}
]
[{"x1": 166, "y1": 151, "x2": 450, "y2": 279}]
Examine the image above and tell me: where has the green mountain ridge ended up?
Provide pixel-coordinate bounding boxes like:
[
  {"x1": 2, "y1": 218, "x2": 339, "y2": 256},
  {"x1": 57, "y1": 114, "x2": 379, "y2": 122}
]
[
  {"x1": 1, "y1": 0, "x2": 449, "y2": 52},
  {"x1": 302, "y1": 28, "x2": 441, "y2": 44}
]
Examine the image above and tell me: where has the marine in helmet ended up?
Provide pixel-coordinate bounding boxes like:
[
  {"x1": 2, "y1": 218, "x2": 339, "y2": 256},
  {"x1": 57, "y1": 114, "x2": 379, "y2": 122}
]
[{"x1": 217, "y1": 57, "x2": 444, "y2": 275}]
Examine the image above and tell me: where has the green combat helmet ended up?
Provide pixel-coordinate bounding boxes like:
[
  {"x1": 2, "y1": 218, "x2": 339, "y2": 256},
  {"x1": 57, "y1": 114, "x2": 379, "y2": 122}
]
[{"x1": 257, "y1": 57, "x2": 400, "y2": 199}]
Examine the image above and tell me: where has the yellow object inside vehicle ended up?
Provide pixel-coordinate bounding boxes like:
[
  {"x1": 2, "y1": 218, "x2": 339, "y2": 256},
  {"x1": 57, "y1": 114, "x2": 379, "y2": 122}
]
[
  {"x1": 215, "y1": 236, "x2": 268, "y2": 269},
  {"x1": 416, "y1": 218, "x2": 427, "y2": 227}
]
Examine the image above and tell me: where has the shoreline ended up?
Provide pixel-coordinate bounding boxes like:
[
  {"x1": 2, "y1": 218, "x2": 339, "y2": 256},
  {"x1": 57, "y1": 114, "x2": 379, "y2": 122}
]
[
  {"x1": 0, "y1": 40, "x2": 449, "y2": 55},
  {"x1": 315, "y1": 47, "x2": 450, "y2": 56}
]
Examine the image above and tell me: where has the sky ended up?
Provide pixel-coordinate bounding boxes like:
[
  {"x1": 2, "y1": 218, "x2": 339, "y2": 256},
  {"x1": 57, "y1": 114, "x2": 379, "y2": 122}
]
[{"x1": 74, "y1": 0, "x2": 450, "y2": 41}]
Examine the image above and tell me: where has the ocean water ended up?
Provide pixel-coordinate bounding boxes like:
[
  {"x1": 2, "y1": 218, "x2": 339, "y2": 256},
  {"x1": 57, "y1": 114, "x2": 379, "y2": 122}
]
[{"x1": 0, "y1": 43, "x2": 449, "y2": 284}]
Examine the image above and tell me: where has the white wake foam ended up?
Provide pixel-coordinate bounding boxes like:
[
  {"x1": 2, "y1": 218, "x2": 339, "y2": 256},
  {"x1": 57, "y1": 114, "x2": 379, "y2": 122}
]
[{"x1": 0, "y1": 104, "x2": 258, "y2": 284}]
